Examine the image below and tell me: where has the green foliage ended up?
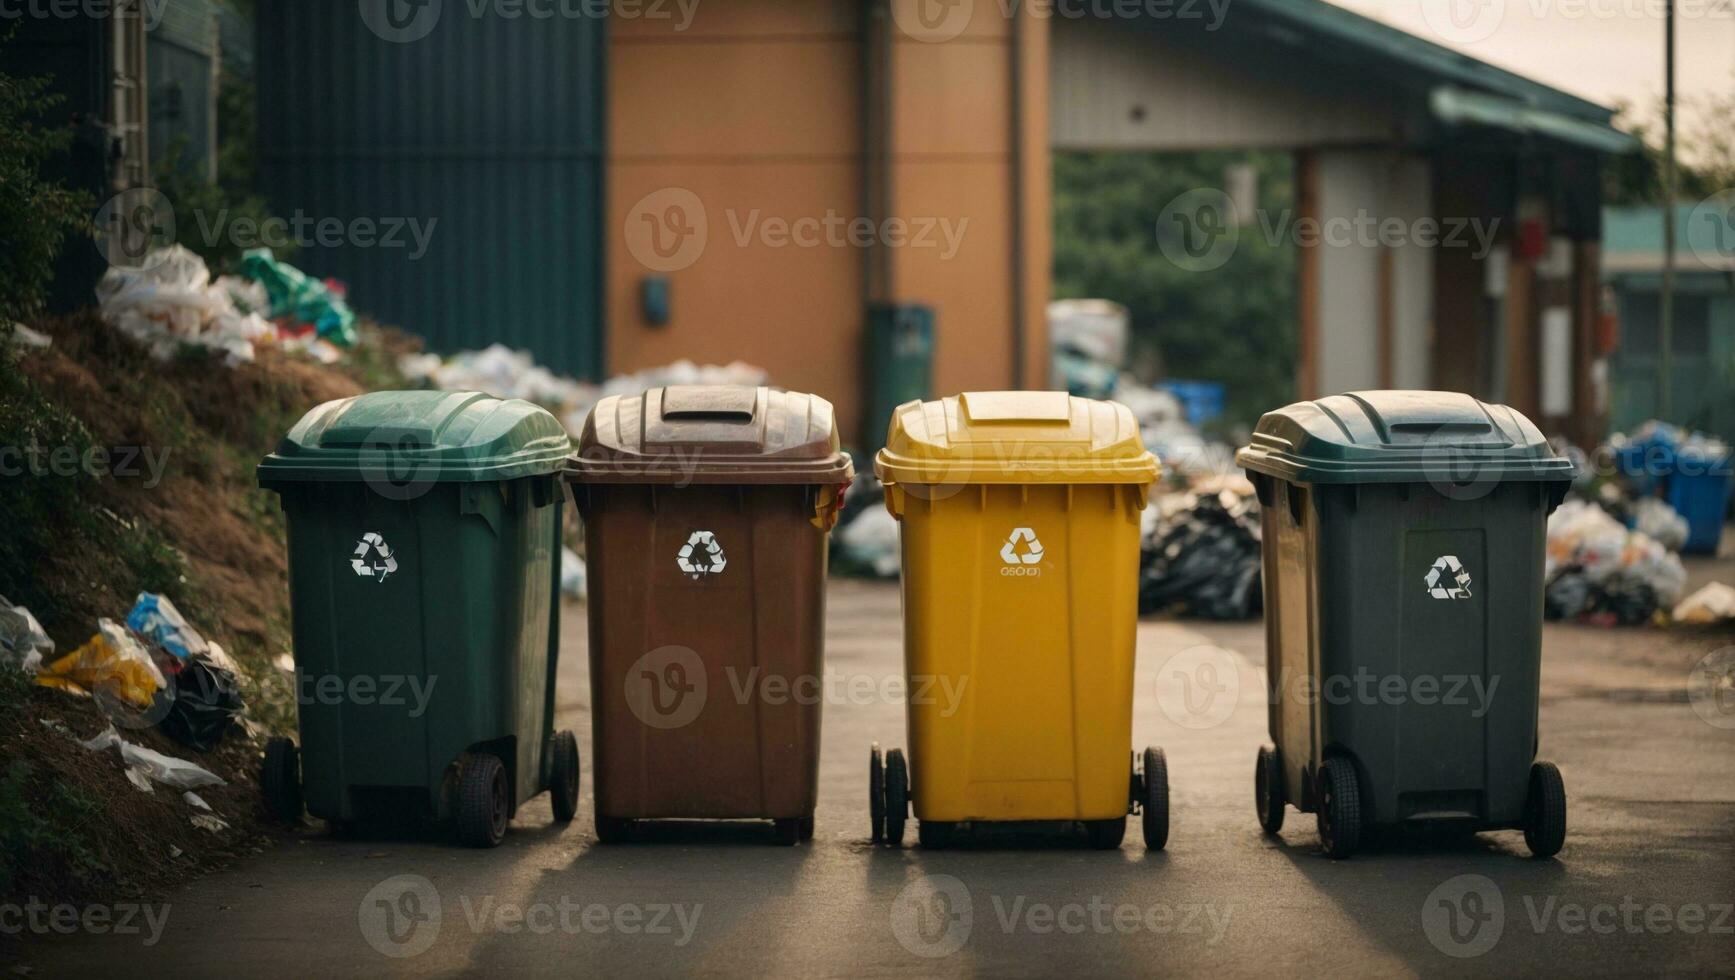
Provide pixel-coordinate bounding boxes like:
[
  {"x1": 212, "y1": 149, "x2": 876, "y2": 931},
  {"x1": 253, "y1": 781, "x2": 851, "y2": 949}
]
[
  {"x1": 1054, "y1": 150, "x2": 1297, "y2": 428},
  {"x1": 153, "y1": 135, "x2": 292, "y2": 275},
  {"x1": 0, "y1": 54, "x2": 96, "y2": 326},
  {"x1": 1605, "y1": 87, "x2": 1735, "y2": 206},
  {"x1": 0, "y1": 758, "x2": 104, "y2": 894},
  {"x1": 0, "y1": 353, "x2": 100, "y2": 626},
  {"x1": 0, "y1": 350, "x2": 191, "y2": 630}
]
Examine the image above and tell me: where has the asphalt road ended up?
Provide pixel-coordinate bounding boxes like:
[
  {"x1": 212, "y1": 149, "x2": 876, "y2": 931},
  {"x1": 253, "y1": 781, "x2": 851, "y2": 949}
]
[{"x1": 26, "y1": 580, "x2": 1735, "y2": 977}]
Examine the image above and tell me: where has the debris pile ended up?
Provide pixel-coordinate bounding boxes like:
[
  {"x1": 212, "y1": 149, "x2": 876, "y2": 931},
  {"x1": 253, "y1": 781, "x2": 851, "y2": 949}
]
[
  {"x1": 1544, "y1": 499, "x2": 1688, "y2": 626},
  {"x1": 399, "y1": 344, "x2": 768, "y2": 437},
  {"x1": 24, "y1": 592, "x2": 246, "y2": 752},
  {"x1": 95, "y1": 246, "x2": 357, "y2": 365},
  {"x1": 1137, "y1": 481, "x2": 1264, "y2": 620}
]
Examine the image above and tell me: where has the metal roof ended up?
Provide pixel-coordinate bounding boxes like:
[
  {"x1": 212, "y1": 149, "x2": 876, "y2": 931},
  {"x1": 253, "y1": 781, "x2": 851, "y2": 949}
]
[{"x1": 1117, "y1": 0, "x2": 1638, "y2": 153}]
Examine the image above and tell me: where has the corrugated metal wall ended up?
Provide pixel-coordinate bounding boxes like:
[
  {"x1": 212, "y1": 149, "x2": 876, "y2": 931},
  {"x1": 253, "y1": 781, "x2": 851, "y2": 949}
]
[{"x1": 256, "y1": 3, "x2": 605, "y2": 378}]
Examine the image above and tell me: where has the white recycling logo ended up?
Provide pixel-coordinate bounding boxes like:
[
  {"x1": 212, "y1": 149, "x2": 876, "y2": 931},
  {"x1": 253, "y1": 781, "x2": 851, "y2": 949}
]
[
  {"x1": 677, "y1": 530, "x2": 727, "y2": 578},
  {"x1": 999, "y1": 527, "x2": 1044, "y2": 565},
  {"x1": 1425, "y1": 554, "x2": 1473, "y2": 599},
  {"x1": 350, "y1": 532, "x2": 399, "y2": 583}
]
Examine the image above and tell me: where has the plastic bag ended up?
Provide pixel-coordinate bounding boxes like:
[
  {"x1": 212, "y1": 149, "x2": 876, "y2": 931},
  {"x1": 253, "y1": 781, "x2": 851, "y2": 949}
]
[
  {"x1": 96, "y1": 245, "x2": 275, "y2": 364},
  {"x1": 80, "y1": 726, "x2": 226, "y2": 790},
  {"x1": 239, "y1": 248, "x2": 357, "y2": 347},
  {"x1": 1673, "y1": 582, "x2": 1735, "y2": 624},
  {"x1": 1632, "y1": 497, "x2": 1689, "y2": 553},
  {"x1": 157, "y1": 655, "x2": 244, "y2": 751},
  {"x1": 1139, "y1": 490, "x2": 1264, "y2": 620},
  {"x1": 0, "y1": 595, "x2": 53, "y2": 673},
  {"x1": 37, "y1": 619, "x2": 166, "y2": 709},
  {"x1": 560, "y1": 547, "x2": 587, "y2": 601},
  {"x1": 125, "y1": 592, "x2": 210, "y2": 661}
]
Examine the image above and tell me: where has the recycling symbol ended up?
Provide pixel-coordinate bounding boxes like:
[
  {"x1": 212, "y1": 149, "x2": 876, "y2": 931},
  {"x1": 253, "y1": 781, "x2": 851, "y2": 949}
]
[
  {"x1": 1000, "y1": 527, "x2": 1044, "y2": 565},
  {"x1": 350, "y1": 532, "x2": 399, "y2": 583},
  {"x1": 1425, "y1": 554, "x2": 1472, "y2": 599},
  {"x1": 677, "y1": 530, "x2": 727, "y2": 578}
]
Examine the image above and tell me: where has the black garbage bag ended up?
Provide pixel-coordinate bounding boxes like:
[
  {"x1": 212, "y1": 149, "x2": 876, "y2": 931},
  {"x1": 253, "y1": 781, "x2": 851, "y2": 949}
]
[
  {"x1": 1594, "y1": 576, "x2": 1659, "y2": 626},
  {"x1": 158, "y1": 655, "x2": 245, "y2": 751},
  {"x1": 1139, "y1": 491, "x2": 1264, "y2": 620},
  {"x1": 1544, "y1": 570, "x2": 1593, "y2": 620}
]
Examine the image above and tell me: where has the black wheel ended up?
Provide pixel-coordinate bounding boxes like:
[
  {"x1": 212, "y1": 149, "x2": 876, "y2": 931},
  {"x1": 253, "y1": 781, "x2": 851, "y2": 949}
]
[
  {"x1": 799, "y1": 812, "x2": 815, "y2": 841},
  {"x1": 1141, "y1": 747, "x2": 1169, "y2": 851},
  {"x1": 884, "y1": 749, "x2": 909, "y2": 847},
  {"x1": 1085, "y1": 817, "x2": 1127, "y2": 850},
  {"x1": 549, "y1": 730, "x2": 580, "y2": 824},
  {"x1": 1255, "y1": 744, "x2": 1285, "y2": 834},
  {"x1": 1523, "y1": 761, "x2": 1567, "y2": 858},
  {"x1": 261, "y1": 737, "x2": 303, "y2": 825},
  {"x1": 1316, "y1": 757, "x2": 1362, "y2": 859},
  {"x1": 918, "y1": 821, "x2": 956, "y2": 849},
  {"x1": 595, "y1": 814, "x2": 634, "y2": 844},
  {"x1": 772, "y1": 818, "x2": 802, "y2": 846},
  {"x1": 869, "y1": 746, "x2": 886, "y2": 842},
  {"x1": 456, "y1": 753, "x2": 511, "y2": 848}
]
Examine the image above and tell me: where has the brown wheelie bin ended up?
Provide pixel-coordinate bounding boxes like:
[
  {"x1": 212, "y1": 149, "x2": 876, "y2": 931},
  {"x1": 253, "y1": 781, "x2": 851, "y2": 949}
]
[{"x1": 566, "y1": 386, "x2": 853, "y2": 845}]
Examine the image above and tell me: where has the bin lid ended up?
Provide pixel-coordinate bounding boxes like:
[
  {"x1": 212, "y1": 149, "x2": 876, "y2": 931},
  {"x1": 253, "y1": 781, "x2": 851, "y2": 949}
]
[
  {"x1": 567, "y1": 386, "x2": 854, "y2": 485},
  {"x1": 1235, "y1": 390, "x2": 1574, "y2": 485},
  {"x1": 257, "y1": 390, "x2": 571, "y2": 486},
  {"x1": 875, "y1": 391, "x2": 1159, "y2": 485}
]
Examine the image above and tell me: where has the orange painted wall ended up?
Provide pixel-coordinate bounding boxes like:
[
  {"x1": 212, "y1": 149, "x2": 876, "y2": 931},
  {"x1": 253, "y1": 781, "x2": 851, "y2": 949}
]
[
  {"x1": 885, "y1": 0, "x2": 1050, "y2": 396},
  {"x1": 608, "y1": 0, "x2": 1051, "y2": 436}
]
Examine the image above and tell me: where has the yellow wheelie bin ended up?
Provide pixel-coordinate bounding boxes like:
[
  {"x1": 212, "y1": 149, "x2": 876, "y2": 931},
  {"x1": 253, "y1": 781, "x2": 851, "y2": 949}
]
[{"x1": 869, "y1": 391, "x2": 1168, "y2": 850}]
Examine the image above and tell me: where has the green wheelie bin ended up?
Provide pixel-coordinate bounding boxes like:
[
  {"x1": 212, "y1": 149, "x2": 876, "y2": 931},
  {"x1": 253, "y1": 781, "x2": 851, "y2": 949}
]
[
  {"x1": 1236, "y1": 391, "x2": 1574, "y2": 859},
  {"x1": 257, "y1": 390, "x2": 580, "y2": 847}
]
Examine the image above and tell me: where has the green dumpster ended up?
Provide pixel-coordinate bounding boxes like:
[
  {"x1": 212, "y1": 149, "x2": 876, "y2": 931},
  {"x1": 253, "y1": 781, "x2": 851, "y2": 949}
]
[
  {"x1": 257, "y1": 390, "x2": 580, "y2": 847},
  {"x1": 1236, "y1": 391, "x2": 1574, "y2": 859},
  {"x1": 862, "y1": 303, "x2": 934, "y2": 457}
]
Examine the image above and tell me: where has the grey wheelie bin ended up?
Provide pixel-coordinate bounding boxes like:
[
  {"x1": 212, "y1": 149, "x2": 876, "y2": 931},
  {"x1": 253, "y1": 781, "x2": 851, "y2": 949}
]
[
  {"x1": 1236, "y1": 391, "x2": 1573, "y2": 859},
  {"x1": 257, "y1": 390, "x2": 580, "y2": 848}
]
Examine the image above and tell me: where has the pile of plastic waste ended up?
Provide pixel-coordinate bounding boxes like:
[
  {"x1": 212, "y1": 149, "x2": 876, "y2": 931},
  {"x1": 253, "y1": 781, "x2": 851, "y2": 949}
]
[
  {"x1": 238, "y1": 247, "x2": 358, "y2": 351},
  {"x1": 1046, "y1": 299, "x2": 1230, "y2": 477},
  {"x1": 22, "y1": 592, "x2": 246, "y2": 751},
  {"x1": 399, "y1": 345, "x2": 768, "y2": 437},
  {"x1": 96, "y1": 245, "x2": 278, "y2": 365},
  {"x1": 95, "y1": 246, "x2": 356, "y2": 365},
  {"x1": 832, "y1": 469, "x2": 900, "y2": 578},
  {"x1": 1138, "y1": 480, "x2": 1263, "y2": 620},
  {"x1": 1544, "y1": 499, "x2": 1688, "y2": 626}
]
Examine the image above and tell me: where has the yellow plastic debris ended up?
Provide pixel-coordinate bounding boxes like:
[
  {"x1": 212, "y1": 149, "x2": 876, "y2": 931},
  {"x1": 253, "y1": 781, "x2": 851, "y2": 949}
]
[{"x1": 36, "y1": 619, "x2": 165, "y2": 709}]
